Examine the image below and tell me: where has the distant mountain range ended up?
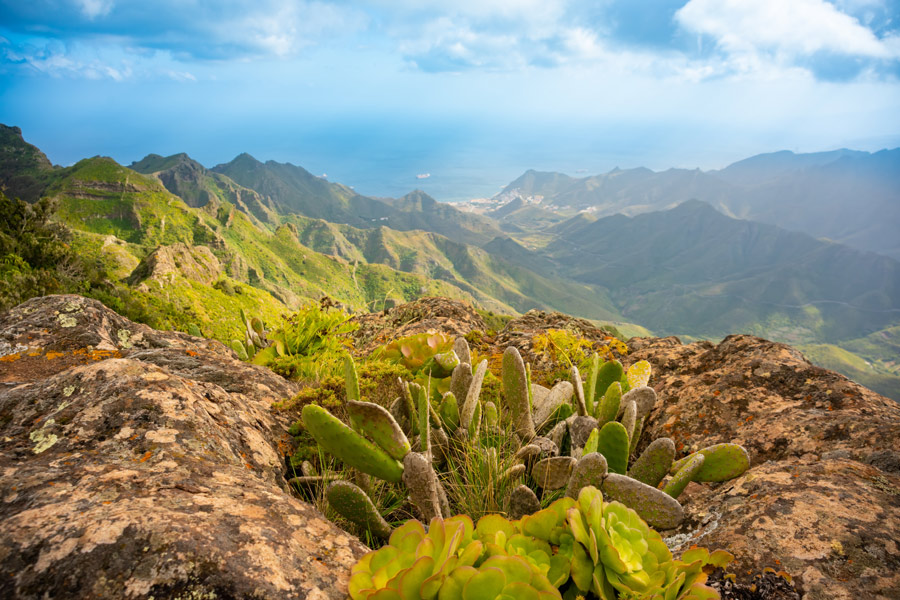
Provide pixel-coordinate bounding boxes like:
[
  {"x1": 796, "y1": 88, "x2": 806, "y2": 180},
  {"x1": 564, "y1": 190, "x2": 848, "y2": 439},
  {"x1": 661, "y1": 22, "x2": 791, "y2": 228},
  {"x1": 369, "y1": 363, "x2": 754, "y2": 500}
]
[
  {"x1": 486, "y1": 148, "x2": 900, "y2": 259},
  {"x1": 1, "y1": 123, "x2": 897, "y2": 399}
]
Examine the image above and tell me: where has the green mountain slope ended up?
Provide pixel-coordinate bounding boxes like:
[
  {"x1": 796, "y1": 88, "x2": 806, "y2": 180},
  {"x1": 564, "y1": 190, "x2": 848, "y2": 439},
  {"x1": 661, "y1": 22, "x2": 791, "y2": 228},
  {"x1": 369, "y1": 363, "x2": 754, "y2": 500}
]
[
  {"x1": 131, "y1": 153, "x2": 279, "y2": 226},
  {"x1": 214, "y1": 155, "x2": 503, "y2": 245},
  {"x1": 212, "y1": 153, "x2": 394, "y2": 227},
  {"x1": 0, "y1": 125, "x2": 59, "y2": 203},
  {"x1": 381, "y1": 190, "x2": 504, "y2": 246},
  {"x1": 284, "y1": 214, "x2": 621, "y2": 320},
  {"x1": 33, "y1": 155, "x2": 486, "y2": 340},
  {"x1": 542, "y1": 200, "x2": 900, "y2": 344}
]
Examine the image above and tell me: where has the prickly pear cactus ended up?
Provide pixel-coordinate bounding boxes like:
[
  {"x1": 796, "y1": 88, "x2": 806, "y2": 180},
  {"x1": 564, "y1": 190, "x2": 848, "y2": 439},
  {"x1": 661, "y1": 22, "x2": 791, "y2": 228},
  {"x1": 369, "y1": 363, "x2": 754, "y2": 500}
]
[{"x1": 503, "y1": 347, "x2": 535, "y2": 441}]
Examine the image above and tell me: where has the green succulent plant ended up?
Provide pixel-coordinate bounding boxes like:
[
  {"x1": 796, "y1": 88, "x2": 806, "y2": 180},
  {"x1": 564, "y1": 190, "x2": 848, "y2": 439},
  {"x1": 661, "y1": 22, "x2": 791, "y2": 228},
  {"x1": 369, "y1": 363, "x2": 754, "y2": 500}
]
[
  {"x1": 375, "y1": 331, "x2": 457, "y2": 376},
  {"x1": 349, "y1": 515, "x2": 562, "y2": 600},
  {"x1": 566, "y1": 486, "x2": 725, "y2": 600}
]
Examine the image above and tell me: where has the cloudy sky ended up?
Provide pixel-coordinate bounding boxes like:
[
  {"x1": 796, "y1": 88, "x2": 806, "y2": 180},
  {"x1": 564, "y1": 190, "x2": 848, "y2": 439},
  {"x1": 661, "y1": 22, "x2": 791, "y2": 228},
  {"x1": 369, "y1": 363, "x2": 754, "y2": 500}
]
[{"x1": 1, "y1": 0, "x2": 899, "y2": 198}]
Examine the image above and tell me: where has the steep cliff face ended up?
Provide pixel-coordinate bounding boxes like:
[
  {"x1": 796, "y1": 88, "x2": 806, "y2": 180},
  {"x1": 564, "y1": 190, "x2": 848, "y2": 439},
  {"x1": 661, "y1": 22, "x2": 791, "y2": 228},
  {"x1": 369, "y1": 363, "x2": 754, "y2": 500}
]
[
  {"x1": 1, "y1": 296, "x2": 899, "y2": 599},
  {"x1": 0, "y1": 295, "x2": 367, "y2": 599}
]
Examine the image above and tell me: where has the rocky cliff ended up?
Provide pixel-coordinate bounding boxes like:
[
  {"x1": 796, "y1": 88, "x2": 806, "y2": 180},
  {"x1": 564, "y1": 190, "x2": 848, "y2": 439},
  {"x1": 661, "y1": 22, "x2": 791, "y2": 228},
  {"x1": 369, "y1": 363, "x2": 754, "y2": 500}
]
[{"x1": 2, "y1": 296, "x2": 899, "y2": 599}]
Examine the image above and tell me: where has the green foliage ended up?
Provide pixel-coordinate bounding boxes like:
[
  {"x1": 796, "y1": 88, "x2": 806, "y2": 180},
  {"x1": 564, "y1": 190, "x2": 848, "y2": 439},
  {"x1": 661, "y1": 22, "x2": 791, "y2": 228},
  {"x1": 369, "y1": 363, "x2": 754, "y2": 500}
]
[
  {"x1": 349, "y1": 516, "x2": 561, "y2": 600},
  {"x1": 301, "y1": 404, "x2": 404, "y2": 483},
  {"x1": 669, "y1": 444, "x2": 750, "y2": 483},
  {"x1": 375, "y1": 332, "x2": 456, "y2": 376},
  {"x1": 0, "y1": 193, "x2": 86, "y2": 311},
  {"x1": 348, "y1": 489, "x2": 730, "y2": 600},
  {"x1": 567, "y1": 486, "x2": 725, "y2": 599},
  {"x1": 253, "y1": 303, "x2": 357, "y2": 380},
  {"x1": 476, "y1": 308, "x2": 514, "y2": 333}
]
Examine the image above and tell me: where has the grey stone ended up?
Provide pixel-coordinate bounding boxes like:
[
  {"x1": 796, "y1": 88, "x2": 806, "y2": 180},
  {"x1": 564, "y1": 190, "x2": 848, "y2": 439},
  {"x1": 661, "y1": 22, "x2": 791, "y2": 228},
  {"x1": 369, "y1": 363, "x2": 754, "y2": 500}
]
[
  {"x1": 566, "y1": 452, "x2": 608, "y2": 498},
  {"x1": 568, "y1": 415, "x2": 599, "y2": 449},
  {"x1": 532, "y1": 456, "x2": 576, "y2": 490},
  {"x1": 602, "y1": 473, "x2": 684, "y2": 529},
  {"x1": 506, "y1": 484, "x2": 541, "y2": 520}
]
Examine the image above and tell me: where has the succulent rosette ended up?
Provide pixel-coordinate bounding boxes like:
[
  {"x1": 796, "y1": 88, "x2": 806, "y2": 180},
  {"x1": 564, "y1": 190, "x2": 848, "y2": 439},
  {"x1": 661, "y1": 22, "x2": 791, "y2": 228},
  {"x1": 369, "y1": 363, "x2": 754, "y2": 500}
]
[
  {"x1": 349, "y1": 515, "x2": 562, "y2": 600},
  {"x1": 566, "y1": 486, "x2": 723, "y2": 599}
]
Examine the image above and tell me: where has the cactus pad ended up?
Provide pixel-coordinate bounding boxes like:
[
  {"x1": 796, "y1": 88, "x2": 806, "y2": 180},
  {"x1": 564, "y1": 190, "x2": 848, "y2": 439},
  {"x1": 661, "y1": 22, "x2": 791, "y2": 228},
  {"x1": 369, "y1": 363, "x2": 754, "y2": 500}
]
[
  {"x1": 620, "y1": 400, "x2": 638, "y2": 446},
  {"x1": 570, "y1": 365, "x2": 588, "y2": 416},
  {"x1": 596, "y1": 381, "x2": 622, "y2": 427},
  {"x1": 601, "y1": 473, "x2": 684, "y2": 529},
  {"x1": 532, "y1": 456, "x2": 576, "y2": 490},
  {"x1": 460, "y1": 359, "x2": 488, "y2": 434},
  {"x1": 595, "y1": 421, "x2": 630, "y2": 475},
  {"x1": 438, "y1": 392, "x2": 460, "y2": 433},
  {"x1": 346, "y1": 400, "x2": 411, "y2": 462},
  {"x1": 403, "y1": 451, "x2": 443, "y2": 521},
  {"x1": 620, "y1": 386, "x2": 657, "y2": 421},
  {"x1": 628, "y1": 437, "x2": 675, "y2": 487},
  {"x1": 503, "y1": 347, "x2": 535, "y2": 441},
  {"x1": 326, "y1": 480, "x2": 393, "y2": 540},
  {"x1": 565, "y1": 452, "x2": 608, "y2": 499},
  {"x1": 302, "y1": 404, "x2": 404, "y2": 482},
  {"x1": 670, "y1": 443, "x2": 750, "y2": 482},
  {"x1": 506, "y1": 484, "x2": 542, "y2": 520},
  {"x1": 533, "y1": 381, "x2": 574, "y2": 431},
  {"x1": 453, "y1": 336, "x2": 472, "y2": 372},
  {"x1": 626, "y1": 359, "x2": 652, "y2": 389},
  {"x1": 450, "y1": 362, "x2": 474, "y2": 408},
  {"x1": 595, "y1": 360, "x2": 624, "y2": 410},
  {"x1": 567, "y1": 415, "x2": 598, "y2": 450},
  {"x1": 344, "y1": 355, "x2": 361, "y2": 404},
  {"x1": 663, "y1": 453, "x2": 705, "y2": 499}
]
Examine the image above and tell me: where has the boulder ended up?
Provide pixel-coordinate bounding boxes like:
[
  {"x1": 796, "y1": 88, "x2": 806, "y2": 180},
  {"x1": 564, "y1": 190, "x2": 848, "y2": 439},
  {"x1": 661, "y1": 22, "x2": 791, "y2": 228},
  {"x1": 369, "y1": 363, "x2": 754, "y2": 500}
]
[
  {"x1": 629, "y1": 334, "x2": 900, "y2": 600},
  {"x1": 0, "y1": 295, "x2": 367, "y2": 599}
]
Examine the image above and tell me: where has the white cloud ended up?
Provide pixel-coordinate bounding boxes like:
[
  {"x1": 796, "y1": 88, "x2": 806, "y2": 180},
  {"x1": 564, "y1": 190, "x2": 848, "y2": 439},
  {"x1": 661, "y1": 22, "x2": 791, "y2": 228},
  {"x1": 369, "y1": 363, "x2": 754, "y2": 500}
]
[
  {"x1": 676, "y1": 0, "x2": 894, "y2": 59},
  {"x1": 77, "y1": 0, "x2": 115, "y2": 19}
]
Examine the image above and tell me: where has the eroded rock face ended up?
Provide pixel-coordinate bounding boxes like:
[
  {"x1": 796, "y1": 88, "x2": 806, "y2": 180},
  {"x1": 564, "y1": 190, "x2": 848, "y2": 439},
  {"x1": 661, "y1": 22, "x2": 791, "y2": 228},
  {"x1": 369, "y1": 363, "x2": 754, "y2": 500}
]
[
  {"x1": 127, "y1": 242, "x2": 222, "y2": 287},
  {"x1": 0, "y1": 295, "x2": 367, "y2": 599},
  {"x1": 627, "y1": 334, "x2": 900, "y2": 600}
]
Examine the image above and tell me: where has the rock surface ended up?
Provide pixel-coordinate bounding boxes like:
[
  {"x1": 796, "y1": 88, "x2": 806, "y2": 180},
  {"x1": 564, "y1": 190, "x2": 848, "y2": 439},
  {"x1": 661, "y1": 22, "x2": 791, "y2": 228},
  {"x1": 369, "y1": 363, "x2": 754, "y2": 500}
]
[
  {"x1": 3, "y1": 296, "x2": 900, "y2": 600},
  {"x1": 0, "y1": 295, "x2": 367, "y2": 599},
  {"x1": 627, "y1": 334, "x2": 900, "y2": 600}
]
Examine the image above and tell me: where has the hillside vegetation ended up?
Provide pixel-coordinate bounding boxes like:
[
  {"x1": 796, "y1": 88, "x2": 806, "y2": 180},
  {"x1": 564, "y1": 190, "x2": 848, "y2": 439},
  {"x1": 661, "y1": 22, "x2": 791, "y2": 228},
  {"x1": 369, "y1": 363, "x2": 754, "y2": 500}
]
[{"x1": 1, "y1": 124, "x2": 897, "y2": 400}]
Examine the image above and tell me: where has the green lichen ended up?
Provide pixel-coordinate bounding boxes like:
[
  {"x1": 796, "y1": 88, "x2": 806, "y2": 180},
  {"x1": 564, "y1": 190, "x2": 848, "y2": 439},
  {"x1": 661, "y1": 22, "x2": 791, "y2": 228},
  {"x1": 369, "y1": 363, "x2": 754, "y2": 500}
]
[
  {"x1": 117, "y1": 328, "x2": 133, "y2": 349},
  {"x1": 63, "y1": 385, "x2": 76, "y2": 397},
  {"x1": 30, "y1": 418, "x2": 59, "y2": 454},
  {"x1": 57, "y1": 313, "x2": 77, "y2": 328}
]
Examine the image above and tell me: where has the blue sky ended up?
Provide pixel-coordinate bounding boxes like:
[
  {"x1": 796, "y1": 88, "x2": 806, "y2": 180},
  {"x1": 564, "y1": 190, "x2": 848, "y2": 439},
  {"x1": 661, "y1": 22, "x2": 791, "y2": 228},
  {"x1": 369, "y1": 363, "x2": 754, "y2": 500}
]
[{"x1": 1, "y1": 0, "x2": 899, "y2": 199}]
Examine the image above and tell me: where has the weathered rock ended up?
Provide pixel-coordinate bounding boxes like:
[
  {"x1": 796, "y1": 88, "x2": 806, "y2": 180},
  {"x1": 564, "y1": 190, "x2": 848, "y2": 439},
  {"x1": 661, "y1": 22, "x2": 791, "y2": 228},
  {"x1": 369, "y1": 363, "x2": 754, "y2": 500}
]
[
  {"x1": 533, "y1": 380, "x2": 574, "y2": 429},
  {"x1": 505, "y1": 484, "x2": 541, "y2": 520},
  {"x1": 351, "y1": 297, "x2": 488, "y2": 353},
  {"x1": 628, "y1": 333, "x2": 900, "y2": 599},
  {"x1": 566, "y1": 452, "x2": 608, "y2": 499},
  {"x1": 0, "y1": 295, "x2": 366, "y2": 599},
  {"x1": 568, "y1": 415, "x2": 598, "y2": 450},
  {"x1": 532, "y1": 456, "x2": 576, "y2": 490}
]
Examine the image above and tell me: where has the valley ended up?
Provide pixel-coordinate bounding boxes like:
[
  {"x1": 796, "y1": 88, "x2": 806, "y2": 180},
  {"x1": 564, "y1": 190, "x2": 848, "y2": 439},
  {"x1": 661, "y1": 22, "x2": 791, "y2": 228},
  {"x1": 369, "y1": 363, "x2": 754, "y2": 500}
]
[{"x1": 1, "y1": 123, "x2": 898, "y2": 400}]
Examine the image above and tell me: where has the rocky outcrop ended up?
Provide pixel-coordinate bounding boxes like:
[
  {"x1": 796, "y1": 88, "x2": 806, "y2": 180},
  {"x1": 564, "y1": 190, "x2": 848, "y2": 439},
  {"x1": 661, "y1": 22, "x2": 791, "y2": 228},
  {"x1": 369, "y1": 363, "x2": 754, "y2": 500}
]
[
  {"x1": 352, "y1": 296, "x2": 488, "y2": 353},
  {"x1": 627, "y1": 334, "x2": 900, "y2": 600},
  {"x1": 0, "y1": 295, "x2": 367, "y2": 599},
  {"x1": 127, "y1": 242, "x2": 222, "y2": 287},
  {"x1": 3, "y1": 295, "x2": 899, "y2": 599}
]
